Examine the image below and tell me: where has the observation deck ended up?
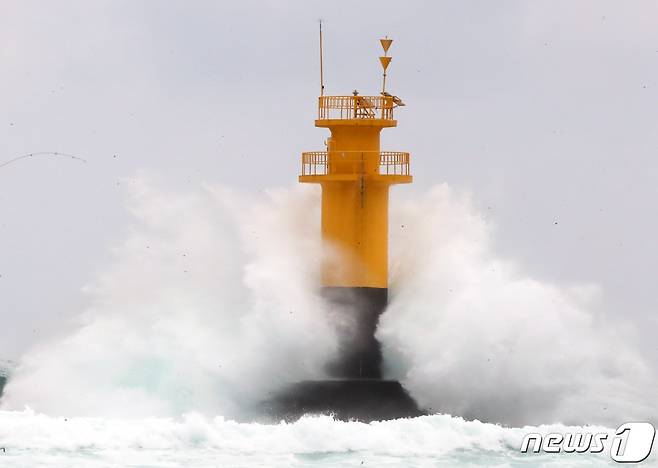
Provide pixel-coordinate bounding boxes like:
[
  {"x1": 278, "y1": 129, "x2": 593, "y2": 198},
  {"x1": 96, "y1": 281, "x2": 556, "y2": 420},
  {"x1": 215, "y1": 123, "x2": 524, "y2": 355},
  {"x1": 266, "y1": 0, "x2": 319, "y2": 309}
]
[{"x1": 316, "y1": 95, "x2": 398, "y2": 128}]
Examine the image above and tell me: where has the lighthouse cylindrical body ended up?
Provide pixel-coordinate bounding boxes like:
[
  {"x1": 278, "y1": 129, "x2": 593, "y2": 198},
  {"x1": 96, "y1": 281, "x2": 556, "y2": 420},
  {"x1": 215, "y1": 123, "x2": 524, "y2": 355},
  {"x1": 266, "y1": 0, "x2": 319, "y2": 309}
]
[{"x1": 299, "y1": 96, "x2": 411, "y2": 379}]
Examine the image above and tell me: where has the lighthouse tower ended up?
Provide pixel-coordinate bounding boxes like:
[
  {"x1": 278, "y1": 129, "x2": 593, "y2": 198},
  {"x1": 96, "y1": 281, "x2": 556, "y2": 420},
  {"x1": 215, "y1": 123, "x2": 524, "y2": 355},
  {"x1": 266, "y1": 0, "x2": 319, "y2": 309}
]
[
  {"x1": 299, "y1": 36, "x2": 411, "y2": 378},
  {"x1": 263, "y1": 34, "x2": 421, "y2": 421}
]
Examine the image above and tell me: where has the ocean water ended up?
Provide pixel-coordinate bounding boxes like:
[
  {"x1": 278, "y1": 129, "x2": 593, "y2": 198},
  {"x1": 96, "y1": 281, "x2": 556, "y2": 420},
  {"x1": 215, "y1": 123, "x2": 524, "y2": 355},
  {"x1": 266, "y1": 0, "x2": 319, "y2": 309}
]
[
  {"x1": 1, "y1": 179, "x2": 656, "y2": 466},
  {"x1": 1, "y1": 409, "x2": 645, "y2": 467}
]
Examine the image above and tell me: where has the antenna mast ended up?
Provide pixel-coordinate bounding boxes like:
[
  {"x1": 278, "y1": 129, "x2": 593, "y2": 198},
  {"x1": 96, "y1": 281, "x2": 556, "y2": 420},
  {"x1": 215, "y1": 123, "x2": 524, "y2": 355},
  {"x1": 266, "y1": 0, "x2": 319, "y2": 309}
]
[{"x1": 319, "y1": 20, "x2": 325, "y2": 96}]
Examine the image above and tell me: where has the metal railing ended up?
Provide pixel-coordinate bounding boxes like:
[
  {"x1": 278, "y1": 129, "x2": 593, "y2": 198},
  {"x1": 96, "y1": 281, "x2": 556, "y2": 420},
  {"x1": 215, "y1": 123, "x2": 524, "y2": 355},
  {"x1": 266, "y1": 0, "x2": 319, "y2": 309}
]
[
  {"x1": 301, "y1": 151, "x2": 410, "y2": 176},
  {"x1": 379, "y1": 151, "x2": 410, "y2": 175},
  {"x1": 301, "y1": 151, "x2": 329, "y2": 175},
  {"x1": 318, "y1": 96, "x2": 395, "y2": 120}
]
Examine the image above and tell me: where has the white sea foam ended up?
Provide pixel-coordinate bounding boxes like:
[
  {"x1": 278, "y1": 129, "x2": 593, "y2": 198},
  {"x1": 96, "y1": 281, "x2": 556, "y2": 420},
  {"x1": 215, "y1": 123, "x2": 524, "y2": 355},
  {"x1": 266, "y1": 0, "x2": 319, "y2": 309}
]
[{"x1": 1, "y1": 409, "x2": 643, "y2": 467}]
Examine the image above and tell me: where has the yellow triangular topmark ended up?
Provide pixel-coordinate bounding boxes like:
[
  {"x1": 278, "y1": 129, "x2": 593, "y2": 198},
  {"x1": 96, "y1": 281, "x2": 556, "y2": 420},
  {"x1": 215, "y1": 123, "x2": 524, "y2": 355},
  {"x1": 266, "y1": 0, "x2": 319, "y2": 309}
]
[{"x1": 380, "y1": 38, "x2": 393, "y2": 53}]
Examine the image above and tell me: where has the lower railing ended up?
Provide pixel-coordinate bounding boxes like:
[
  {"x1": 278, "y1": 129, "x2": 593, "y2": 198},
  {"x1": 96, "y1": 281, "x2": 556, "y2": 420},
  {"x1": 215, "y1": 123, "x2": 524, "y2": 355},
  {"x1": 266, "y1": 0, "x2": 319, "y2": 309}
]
[{"x1": 301, "y1": 151, "x2": 410, "y2": 177}]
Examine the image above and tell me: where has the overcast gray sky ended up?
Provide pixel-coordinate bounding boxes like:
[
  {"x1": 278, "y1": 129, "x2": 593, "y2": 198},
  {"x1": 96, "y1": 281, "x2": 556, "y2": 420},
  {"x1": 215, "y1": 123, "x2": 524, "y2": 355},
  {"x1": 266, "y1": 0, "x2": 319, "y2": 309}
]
[{"x1": 1, "y1": 0, "x2": 657, "y2": 362}]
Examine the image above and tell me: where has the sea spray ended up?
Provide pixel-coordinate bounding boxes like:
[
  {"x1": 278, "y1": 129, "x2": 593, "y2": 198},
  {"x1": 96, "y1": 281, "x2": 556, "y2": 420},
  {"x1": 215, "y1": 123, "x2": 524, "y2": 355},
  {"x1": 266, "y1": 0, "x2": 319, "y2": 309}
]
[
  {"x1": 0, "y1": 360, "x2": 12, "y2": 398},
  {"x1": 1, "y1": 174, "x2": 338, "y2": 418},
  {"x1": 1, "y1": 178, "x2": 655, "y2": 427},
  {"x1": 378, "y1": 184, "x2": 657, "y2": 426}
]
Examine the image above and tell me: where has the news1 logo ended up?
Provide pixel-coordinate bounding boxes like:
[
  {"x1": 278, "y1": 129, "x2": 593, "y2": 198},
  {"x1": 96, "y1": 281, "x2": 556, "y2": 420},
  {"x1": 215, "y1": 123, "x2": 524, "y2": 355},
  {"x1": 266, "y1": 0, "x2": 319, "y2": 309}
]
[{"x1": 520, "y1": 422, "x2": 656, "y2": 463}]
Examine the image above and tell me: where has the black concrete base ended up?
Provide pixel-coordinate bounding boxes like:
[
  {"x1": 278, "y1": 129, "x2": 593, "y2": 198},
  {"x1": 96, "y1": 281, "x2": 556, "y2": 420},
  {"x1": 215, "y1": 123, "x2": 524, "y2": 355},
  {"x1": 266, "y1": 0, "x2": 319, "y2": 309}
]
[
  {"x1": 258, "y1": 287, "x2": 425, "y2": 422},
  {"x1": 260, "y1": 379, "x2": 424, "y2": 422},
  {"x1": 322, "y1": 287, "x2": 387, "y2": 379}
]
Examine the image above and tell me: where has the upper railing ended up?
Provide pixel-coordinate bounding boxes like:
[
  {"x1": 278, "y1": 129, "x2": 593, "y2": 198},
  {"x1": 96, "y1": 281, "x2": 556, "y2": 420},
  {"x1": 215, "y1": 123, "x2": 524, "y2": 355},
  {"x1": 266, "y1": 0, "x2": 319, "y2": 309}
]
[
  {"x1": 318, "y1": 95, "x2": 395, "y2": 120},
  {"x1": 301, "y1": 151, "x2": 410, "y2": 177}
]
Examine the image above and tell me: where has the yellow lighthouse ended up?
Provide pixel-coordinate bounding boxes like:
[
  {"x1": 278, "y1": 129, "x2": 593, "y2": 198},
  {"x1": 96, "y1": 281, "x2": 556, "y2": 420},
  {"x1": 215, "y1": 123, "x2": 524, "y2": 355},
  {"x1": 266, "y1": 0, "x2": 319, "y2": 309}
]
[{"x1": 299, "y1": 36, "x2": 411, "y2": 378}]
